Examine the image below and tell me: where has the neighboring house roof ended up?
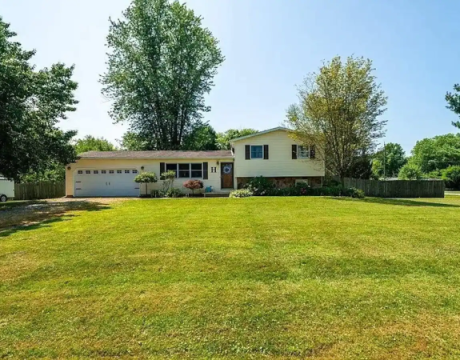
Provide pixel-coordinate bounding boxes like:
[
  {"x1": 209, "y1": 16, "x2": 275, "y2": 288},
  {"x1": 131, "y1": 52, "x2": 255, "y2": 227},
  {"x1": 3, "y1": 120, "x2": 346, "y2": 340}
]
[
  {"x1": 77, "y1": 150, "x2": 233, "y2": 160},
  {"x1": 230, "y1": 127, "x2": 290, "y2": 143}
]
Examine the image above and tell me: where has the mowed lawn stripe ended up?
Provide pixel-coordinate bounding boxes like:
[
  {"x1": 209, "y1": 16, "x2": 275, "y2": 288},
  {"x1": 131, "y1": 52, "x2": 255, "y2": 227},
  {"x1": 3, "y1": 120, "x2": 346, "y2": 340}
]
[{"x1": 1, "y1": 197, "x2": 460, "y2": 359}]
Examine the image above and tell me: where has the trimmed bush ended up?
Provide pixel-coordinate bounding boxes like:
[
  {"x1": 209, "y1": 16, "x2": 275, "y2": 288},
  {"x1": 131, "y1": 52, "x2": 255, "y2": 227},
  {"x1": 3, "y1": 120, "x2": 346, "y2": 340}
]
[
  {"x1": 229, "y1": 189, "x2": 253, "y2": 198},
  {"x1": 134, "y1": 172, "x2": 158, "y2": 196},
  {"x1": 183, "y1": 180, "x2": 204, "y2": 194}
]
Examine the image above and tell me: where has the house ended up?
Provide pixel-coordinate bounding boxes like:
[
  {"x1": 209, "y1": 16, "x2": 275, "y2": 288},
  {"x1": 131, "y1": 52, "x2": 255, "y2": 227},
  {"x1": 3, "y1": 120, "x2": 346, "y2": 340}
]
[{"x1": 65, "y1": 127, "x2": 325, "y2": 197}]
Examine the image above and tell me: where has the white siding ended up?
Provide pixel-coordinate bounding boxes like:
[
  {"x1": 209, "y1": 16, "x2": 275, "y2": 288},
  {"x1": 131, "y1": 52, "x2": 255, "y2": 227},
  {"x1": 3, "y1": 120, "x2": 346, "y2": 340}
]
[
  {"x1": 66, "y1": 158, "x2": 230, "y2": 197},
  {"x1": 231, "y1": 130, "x2": 325, "y2": 178}
]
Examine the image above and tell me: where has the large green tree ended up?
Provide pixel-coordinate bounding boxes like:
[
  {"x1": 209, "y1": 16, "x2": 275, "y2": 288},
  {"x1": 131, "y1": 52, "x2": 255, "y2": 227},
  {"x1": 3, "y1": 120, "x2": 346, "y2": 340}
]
[
  {"x1": 216, "y1": 128, "x2": 258, "y2": 150},
  {"x1": 74, "y1": 135, "x2": 117, "y2": 154},
  {"x1": 0, "y1": 18, "x2": 78, "y2": 180},
  {"x1": 409, "y1": 133, "x2": 460, "y2": 173},
  {"x1": 446, "y1": 84, "x2": 460, "y2": 129},
  {"x1": 287, "y1": 56, "x2": 387, "y2": 183},
  {"x1": 371, "y1": 142, "x2": 407, "y2": 179},
  {"x1": 181, "y1": 123, "x2": 218, "y2": 151},
  {"x1": 102, "y1": 0, "x2": 224, "y2": 150}
]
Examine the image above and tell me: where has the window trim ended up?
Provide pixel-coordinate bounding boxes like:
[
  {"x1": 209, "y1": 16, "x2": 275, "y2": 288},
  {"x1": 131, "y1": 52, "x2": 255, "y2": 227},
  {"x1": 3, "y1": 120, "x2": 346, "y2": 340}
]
[
  {"x1": 166, "y1": 163, "x2": 204, "y2": 179},
  {"x1": 250, "y1": 145, "x2": 264, "y2": 159},
  {"x1": 297, "y1": 145, "x2": 310, "y2": 159}
]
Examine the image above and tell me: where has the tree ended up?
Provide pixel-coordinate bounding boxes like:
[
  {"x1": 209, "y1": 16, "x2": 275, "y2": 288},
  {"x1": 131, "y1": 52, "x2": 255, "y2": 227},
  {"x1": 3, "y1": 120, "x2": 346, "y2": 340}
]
[
  {"x1": 101, "y1": 0, "x2": 224, "y2": 150},
  {"x1": 0, "y1": 18, "x2": 78, "y2": 180},
  {"x1": 181, "y1": 123, "x2": 218, "y2": 150},
  {"x1": 441, "y1": 166, "x2": 460, "y2": 189},
  {"x1": 446, "y1": 84, "x2": 460, "y2": 129},
  {"x1": 409, "y1": 134, "x2": 460, "y2": 173},
  {"x1": 134, "y1": 172, "x2": 158, "y2": 196},
  {"x1": 75, "y1": 135, "x2": 117, "y2": 154},
  {"x1": 216, "y1": 128, "x2": 258, "y2": 150},
  {"x1": 371, "y1": 143, "x2": 407, "y2": 179},
  {"x1": 398, "y1": 163, "x2": 423, "y2": 180},
  {"x1": 286, "y1": 56, "x2": 387, "y2": 184},
  {"x1": 118, "y1": 132, "x2": 148, "y2": 151}
]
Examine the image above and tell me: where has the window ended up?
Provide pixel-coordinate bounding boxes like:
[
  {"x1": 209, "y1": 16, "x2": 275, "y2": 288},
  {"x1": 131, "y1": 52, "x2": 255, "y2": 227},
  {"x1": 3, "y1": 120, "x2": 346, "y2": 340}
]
[
  {"x1": 94, "y1": 170, "x2": 99, "y2": 174},
  {"x1": 109, "y1": 170, "x2": 115, "y2": 174},
  {"x1": 78, "y1": 170, "x2": 83, "y2": 175},
  {"x1": 250, "y1": 145, "x2": 263, "y2": 159},
  {"x1": 178, "y1": 164, "x2": 190, "y2": 178},
  {"x1": 132, "y1": 170, "x2": 138, "y2": 174},
  {"x1": 191, "y1": 163, "x2": 203, "y2": 178},
  {"x1": 101, "y1": 170, "x2": 107, "y2": 174},
  {"x1": 85, "y1": 170, "x2": 91, "y2": 175},
  {"x1": 125, "y1": 170, "x2": 130, "y2": 174},
  {"x1": 117, "y1": 170, "x2": 122, "y2": 174},
  {"x1": 298, "y1": 145, "x2": 309, "y2": 159},
  {"x1": 166, "y1": 163, "x2": 178, "y2": 177}
]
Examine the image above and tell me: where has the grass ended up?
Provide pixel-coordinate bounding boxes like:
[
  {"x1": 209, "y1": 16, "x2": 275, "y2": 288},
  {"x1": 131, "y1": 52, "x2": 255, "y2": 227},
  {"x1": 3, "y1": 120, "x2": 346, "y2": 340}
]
[{"x1": 1, "y1": 196, "x2": 460, "y2": 359}]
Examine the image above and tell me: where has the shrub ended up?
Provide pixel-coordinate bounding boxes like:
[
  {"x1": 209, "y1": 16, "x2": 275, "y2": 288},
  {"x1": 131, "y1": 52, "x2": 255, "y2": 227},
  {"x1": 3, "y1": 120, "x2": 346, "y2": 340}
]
[
  {"x1": 134, "y1": 172, "x2": 158, "y2": 196},
  {"x1": 163, "y1": 188, "x2": 183, "y2": 198},
  {"x1": 441, "y1": 166, "x2": 460, "y2": 189},
  {"x1": 229, "y1": 189, "x2": 253, "y2": 198},
  {"x1": 161, "y1": 170, "x2": 176, "y2": 192},
  {"x1": 134, "y1": 172, "x2": 158, "y2": 184},
  {"x1": 150, "y1": 189, "x2": 161, "y2": 198},
  {"x1": 398, "y1": 163, "x2": 423, "y2": 180},
  {"x1": 245, "y1": 176, "x2": 276, "y2": 196},
  {"x1": 183, "y1": 180, "x2": 204, "y2": 194}
]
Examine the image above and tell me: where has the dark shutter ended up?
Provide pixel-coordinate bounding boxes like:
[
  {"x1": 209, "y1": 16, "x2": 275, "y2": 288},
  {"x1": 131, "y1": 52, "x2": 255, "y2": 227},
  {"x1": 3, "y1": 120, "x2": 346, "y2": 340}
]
[
  {"x1": 245, "y1": 145, "x2": 250, "y2": 160},
  {"x1": 232, "y1": 147, "x2": 235, "y2": 154},
  {"x1": 310, "y1": 145, "x2": 316, "y2": 159},
  {"x1": 203, "y1": 162, "x2": 208, "y2": 180},
  {"x1": 160, "y1": 162, "x2": 165, "y2": 180},
  {"x1": 264, "y1": 145, "x2": 269, "y2": 160},
  {"x1": 292, "y1": 145, "x2": 297, "y2": 159}
]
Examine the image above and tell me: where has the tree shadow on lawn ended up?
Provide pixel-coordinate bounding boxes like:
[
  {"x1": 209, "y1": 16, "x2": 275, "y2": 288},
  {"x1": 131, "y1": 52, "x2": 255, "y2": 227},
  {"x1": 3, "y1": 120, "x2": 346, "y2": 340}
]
[
  {"x1": 328, "y1": 197, "x2": 460, "y2": 208},
  {"x1": 0, "y1": 201, "x2": 111, "y2": 238}
]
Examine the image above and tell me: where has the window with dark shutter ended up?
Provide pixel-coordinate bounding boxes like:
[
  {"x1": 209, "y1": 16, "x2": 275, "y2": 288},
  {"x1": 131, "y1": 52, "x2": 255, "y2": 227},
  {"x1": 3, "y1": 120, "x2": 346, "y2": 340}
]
[
  {"x1": 292, "y1": 145, "x2": 297, "y2": 159},
  {"x1": 245, "y1": 145, "x2": 250, "y2": 160},
  {"x1": 264, "y1": 145, "x2": 269, "y2": 160},
  {"x1": 160, "y1": 162, "x2": 165, "y2": 179},
  {"x1": 310, "y1": 145, "x2": 316, "y2": 159},
  {"x1": 203, "y1": 162, "x2": 208, "y2": 179}
]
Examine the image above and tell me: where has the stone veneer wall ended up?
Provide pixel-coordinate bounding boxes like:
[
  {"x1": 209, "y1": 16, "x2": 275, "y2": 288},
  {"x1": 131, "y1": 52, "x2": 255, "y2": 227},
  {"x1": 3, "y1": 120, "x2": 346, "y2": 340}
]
[{"x1": 236, "y1": 177, "x2": 323, "y2": 189}]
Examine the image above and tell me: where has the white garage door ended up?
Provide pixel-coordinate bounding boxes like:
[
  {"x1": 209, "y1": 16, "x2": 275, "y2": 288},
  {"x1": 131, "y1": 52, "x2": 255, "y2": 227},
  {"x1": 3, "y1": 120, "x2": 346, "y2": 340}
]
[{"x1": 74, "y1": 169, "x2": 140, "y2": 197}]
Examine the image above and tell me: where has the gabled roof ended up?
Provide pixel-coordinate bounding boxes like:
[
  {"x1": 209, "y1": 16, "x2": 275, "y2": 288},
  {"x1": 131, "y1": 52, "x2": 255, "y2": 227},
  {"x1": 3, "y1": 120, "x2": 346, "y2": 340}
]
[
  {"x1": 230, "y1": 127, "x2": 290, "y2": 143},
  {"x1": 78, "y1": 150, "x2": 233, "y2": 160}
]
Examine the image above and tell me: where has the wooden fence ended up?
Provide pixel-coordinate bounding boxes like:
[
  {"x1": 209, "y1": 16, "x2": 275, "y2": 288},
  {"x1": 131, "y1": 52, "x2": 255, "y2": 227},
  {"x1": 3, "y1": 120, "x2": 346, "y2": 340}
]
[
  {"x1": 342, "y1": 178, "x2": 445, "y2": 198},
  {"x1": 14, "y1": 181, "x2": 65, "y2": 200}
]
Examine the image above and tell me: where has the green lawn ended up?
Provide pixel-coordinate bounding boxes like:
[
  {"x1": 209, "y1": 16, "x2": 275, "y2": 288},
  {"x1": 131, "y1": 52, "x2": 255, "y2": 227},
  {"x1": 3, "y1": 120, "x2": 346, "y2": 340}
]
[{"x1": 1, "y1": 197, "x2": 460, "y2": 359}]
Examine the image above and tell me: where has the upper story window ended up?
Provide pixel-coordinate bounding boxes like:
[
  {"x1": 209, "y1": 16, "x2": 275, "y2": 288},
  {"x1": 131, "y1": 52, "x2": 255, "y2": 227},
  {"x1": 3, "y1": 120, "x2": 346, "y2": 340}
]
[
  {"x1": 250, "y1": 145, "x2": 263, "y2": 159},
  {"x1": 298, "y1": 145, "x2": 310, "y2": 159}
]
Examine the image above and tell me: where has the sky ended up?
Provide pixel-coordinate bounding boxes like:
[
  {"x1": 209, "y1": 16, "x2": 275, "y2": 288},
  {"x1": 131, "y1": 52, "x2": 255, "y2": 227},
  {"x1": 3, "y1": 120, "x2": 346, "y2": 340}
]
[{"x1": 2, "y1": 0, "x2": 460, "y2": 153}]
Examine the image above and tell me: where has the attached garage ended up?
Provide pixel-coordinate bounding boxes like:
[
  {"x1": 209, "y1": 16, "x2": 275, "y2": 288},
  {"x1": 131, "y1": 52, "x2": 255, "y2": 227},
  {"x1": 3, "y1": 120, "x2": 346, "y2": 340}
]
[{"x1": 74, "y1": 169, "x2": 140, "y2": 197}]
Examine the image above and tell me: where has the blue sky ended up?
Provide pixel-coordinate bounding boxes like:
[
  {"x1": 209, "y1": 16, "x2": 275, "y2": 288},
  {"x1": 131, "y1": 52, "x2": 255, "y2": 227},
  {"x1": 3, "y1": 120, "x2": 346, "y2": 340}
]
[{"x1": 2, "y1": 0, "x2": 460, "y2": 152}]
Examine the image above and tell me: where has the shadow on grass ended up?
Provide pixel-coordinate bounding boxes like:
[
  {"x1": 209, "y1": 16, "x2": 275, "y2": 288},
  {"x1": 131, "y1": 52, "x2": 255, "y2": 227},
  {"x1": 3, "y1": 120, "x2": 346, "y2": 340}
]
[
  {"x1": 0, "y1": 201, "x2": 111, "y2": 237},
  {"x1": 329, "y1": 197, "x2": 460, "y2": 208}
]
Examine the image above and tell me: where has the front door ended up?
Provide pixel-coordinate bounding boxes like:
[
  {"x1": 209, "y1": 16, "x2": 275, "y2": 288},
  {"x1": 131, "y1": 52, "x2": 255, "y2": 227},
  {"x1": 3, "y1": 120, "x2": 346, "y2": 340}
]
[{"x1": 221, "y1": 162, "x2": 234, "y2": 189}]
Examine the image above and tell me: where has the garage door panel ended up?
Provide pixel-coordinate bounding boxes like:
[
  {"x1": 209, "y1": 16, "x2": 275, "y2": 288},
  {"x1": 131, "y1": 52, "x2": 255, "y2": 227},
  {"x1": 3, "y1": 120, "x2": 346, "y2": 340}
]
[{"x1": 74, "y1": 169, "x2": 139, "y2": 197}]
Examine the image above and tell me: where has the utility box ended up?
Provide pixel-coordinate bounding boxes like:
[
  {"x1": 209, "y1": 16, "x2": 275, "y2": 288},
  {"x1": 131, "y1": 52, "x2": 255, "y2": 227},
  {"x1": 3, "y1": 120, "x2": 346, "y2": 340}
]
[{"x1": 0, "y1": 175, "x2": 14, "y2": 202}]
